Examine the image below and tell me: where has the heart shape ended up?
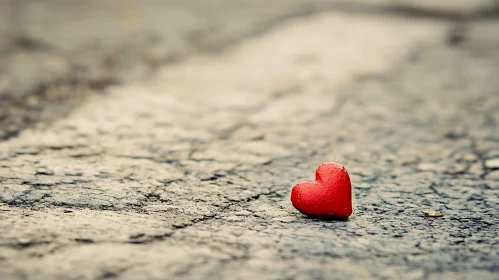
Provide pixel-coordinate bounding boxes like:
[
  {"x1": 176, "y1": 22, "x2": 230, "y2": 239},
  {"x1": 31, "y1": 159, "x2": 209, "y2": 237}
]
[{"x1": 291, "y1": 162, "x2": 352, "y2": 218}]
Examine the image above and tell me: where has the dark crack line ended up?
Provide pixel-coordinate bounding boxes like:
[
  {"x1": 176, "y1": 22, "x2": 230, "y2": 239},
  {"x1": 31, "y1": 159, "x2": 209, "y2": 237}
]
[{"x1": 470, "y1": 138, "x2": 490, "y2": 179}]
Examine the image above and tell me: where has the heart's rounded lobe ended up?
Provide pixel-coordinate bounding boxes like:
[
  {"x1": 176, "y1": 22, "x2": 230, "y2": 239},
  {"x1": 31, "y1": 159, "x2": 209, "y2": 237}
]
[{"x1": 291, "y1": 162, "x2": 352, "y2": 218}]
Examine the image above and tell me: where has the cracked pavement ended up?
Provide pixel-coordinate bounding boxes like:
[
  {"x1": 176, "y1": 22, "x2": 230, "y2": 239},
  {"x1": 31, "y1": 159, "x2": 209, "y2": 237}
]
[{"x1": 0, "y1": 1, "x2": 498, "y2": 279}]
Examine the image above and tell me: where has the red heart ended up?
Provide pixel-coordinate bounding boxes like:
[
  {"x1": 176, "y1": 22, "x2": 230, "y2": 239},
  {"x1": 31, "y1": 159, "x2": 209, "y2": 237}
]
[{"x1": 291, "y1": 162, "x2": 352, "y2": 218}]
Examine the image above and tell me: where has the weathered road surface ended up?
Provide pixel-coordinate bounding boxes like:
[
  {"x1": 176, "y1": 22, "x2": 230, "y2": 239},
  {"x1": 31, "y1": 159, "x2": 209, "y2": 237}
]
[{"x1": 1, "y1": 1, "x2": 499, "y2": 279}]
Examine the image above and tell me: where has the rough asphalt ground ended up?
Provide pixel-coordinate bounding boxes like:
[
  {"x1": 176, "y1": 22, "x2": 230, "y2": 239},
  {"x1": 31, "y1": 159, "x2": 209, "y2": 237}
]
[{"x1": 1, "y1": 1, "x2": 499, "y2": 279}]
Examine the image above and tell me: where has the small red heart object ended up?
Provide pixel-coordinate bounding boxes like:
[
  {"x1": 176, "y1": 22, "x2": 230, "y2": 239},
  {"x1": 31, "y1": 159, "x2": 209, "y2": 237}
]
[{"x1": 291, "y1": 162, "x2": 352, "y2": 218}]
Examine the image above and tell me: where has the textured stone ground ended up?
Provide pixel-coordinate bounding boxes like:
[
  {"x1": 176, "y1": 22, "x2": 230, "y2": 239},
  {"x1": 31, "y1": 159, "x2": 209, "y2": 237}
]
[{"x1": 1, "y1": 1, "x2": 498, "y2": 279}]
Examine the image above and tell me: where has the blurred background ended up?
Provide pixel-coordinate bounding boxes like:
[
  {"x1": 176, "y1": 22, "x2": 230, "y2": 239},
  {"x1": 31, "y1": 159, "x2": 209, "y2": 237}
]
[{"x1": 1, "y1": 0, "x2": 498, "y2": 141}]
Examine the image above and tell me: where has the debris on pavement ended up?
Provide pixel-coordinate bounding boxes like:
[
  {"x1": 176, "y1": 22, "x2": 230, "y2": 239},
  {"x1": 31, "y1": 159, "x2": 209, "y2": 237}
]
[
  {"x1": 485, "y1": 158, "x2": 499, "y2": 169},
  {"x1": 423, "y1": 211, "x2": 443, "y2": 217}
]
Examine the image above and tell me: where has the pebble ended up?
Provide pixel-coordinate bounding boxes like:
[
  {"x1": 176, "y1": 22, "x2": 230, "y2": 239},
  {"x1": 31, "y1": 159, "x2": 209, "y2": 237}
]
[
  {"x1": 485, "y1": 158, "x2": 499, "y2": 169},
  {"x1": 16, "y1": 238, "x2": 32, "y2": 246},
  {"x1": 423, "y1": 211, "x2": 442, "y2": 217}
]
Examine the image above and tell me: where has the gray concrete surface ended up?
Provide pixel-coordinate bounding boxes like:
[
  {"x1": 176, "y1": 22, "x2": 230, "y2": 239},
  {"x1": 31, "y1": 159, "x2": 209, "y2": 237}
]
[{"x1": 0, "y1": 1, "x2": 498, "y2": 279}]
